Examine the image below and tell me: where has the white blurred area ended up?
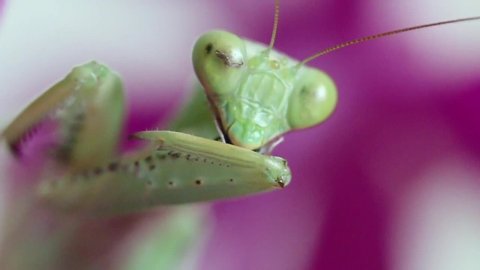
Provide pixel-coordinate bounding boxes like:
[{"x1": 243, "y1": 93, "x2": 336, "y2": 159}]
[
  {"x1": 367, "y1": 0, "x2": 480, "y2": 82},
  {"x1": 0, "y1": 0, "x2": 229, "y2": 128},
  {"x1": 391, "y1": 157, "x2": 480, "y2": 270}
]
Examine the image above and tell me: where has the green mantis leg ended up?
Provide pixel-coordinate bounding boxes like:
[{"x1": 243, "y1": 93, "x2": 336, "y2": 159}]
[
  {"x1": 38, "y1": 130, "x2": 289, "y2": 213},
  {"x1": 3, "y1": 62, "x2": 290, "y2": 214},
  {"x1": 3, "y1": 61, "x2": 124, "y2": 172}
]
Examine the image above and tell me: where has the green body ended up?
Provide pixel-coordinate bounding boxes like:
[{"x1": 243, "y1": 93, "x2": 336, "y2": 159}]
[
  {"x1": 2, "y1": 29, "x2": 337, "y2": 213},
  {"x1": 3, "y1": 61, "x2": 298, "y2": 213}
]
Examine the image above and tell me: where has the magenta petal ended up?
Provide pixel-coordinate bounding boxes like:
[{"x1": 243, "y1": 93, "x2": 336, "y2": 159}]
[{"x1": 0, "y1": 0, "x2": 5, "y2": 18}]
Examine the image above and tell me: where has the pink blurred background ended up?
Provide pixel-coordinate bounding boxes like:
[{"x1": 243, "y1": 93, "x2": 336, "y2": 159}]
[{"x1": 1, "y1": 0, "x2": 479, "y2": 269}]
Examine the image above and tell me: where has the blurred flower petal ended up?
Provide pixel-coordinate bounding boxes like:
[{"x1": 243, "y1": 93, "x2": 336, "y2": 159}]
[
  {"x1": 391, "y1": 158, "x2": 480, "y2": 270},
  {"x1": 2, "y1": 1, "x2": 480, "y2": 269}
]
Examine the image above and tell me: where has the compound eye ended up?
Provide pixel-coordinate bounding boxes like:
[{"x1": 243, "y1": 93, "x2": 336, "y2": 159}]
[
  {"x1": 211, "y1": 45, "x2": 244, "y2": 68},
  {"x1": 288, "y1": 69, "x2": 337, "y2": 129},
  {"x1": 192, "y1": 31, "x2": 246, "y2": 95}
]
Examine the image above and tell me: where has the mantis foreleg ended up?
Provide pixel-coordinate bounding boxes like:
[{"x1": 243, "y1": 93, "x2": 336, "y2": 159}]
[
  {"x1": 3, "y1": 62, "x2": 124, "y2": 171},
  {"x1": 3, "y1": 62, "x2": 291, "y2": 214},
  {"x1": 38, "y1": 131, "x2": 290, "y2": 213}
]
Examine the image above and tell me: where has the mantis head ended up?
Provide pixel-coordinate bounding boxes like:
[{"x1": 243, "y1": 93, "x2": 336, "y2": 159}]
[
  {"x1": 191, "y1": 1, "x2": 479, "y2": 152},
  {"x1": 192, "y1": 30, "x2": 338, "y2": 151}
]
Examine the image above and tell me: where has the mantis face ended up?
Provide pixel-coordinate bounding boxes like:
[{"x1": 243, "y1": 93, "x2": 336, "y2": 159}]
[{"x1": 193, "y1": 31, "x2": 338, "y2": 150}]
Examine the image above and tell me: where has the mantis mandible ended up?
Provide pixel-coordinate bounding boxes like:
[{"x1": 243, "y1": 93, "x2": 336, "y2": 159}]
[{"x1": 2, "y1": 0, "x2": 479, "y2": 214}]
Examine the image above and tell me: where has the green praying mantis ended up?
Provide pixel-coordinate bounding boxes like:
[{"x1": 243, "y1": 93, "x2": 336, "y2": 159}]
[{"x1": 2, "y1": 0, "x2": 479, "y2": 214}]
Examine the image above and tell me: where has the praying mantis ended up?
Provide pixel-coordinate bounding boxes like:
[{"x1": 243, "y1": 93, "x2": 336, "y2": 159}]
[{"x1": 2, "y1": 0, "x2": 479, "y2": 215}]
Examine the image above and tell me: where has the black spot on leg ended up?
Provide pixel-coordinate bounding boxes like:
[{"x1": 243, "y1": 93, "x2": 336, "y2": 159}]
[
  {"x1": 195, "y1": 179, "x2": 202, "y2": 185},
  {"x1": 229, "y1": 178, "x2": 234, "y2": 183},
  {"x1": 145, "y1": 156, "x2": 153, "y2": 163},
  {"x1": 149, "y1": 164, "x2": 156, "y2": 171},
  {"x1": 93, "y1": 167, "x2": 103, "y2": 175},
  {"x1": 168, "y1": 151, "x2": 181, "y2": 159},
  {"x1": 205, "y1": 43, "x2": 213, "y2": 54},
  {"x1": 108, "y1": 162, "x2": 119, "y2": 171},
  {"x1": 276, "y1": 177, "x2": 286, "y2": 188},
  {"x1": 155, "y1": 153, "x2": 166, "y2": 160}
]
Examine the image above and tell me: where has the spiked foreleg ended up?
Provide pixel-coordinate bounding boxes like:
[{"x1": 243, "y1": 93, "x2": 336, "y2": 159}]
[
  {"x1": 38, "y1": 131, "x2": 291, "y2": 214},
  {"x1": 2, "y1": 62, "x2": 125, "y2": 171}
]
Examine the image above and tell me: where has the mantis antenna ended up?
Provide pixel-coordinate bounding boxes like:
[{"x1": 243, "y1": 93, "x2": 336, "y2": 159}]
[
  {"x1": 299, "y1": 16, "x2": 480, "y2": 65},
  {"x1": 268, "y1": 0, "x2": 280, "y2": 50}
]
